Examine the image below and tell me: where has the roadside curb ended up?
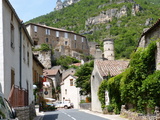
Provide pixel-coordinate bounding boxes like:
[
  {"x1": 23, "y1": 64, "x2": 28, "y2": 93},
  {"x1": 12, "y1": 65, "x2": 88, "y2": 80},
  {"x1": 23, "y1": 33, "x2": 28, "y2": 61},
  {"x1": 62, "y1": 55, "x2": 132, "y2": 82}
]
[{"x1": 79, "y1": 109, "x2": 128, "y2": 120}]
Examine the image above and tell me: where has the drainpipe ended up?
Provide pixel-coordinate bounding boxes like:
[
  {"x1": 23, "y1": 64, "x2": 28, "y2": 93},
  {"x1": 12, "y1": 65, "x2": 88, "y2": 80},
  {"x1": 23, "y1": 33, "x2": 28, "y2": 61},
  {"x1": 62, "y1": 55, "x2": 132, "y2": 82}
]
[{"x1": 19, "y1": 22, "x2": 23, "y2": 89}]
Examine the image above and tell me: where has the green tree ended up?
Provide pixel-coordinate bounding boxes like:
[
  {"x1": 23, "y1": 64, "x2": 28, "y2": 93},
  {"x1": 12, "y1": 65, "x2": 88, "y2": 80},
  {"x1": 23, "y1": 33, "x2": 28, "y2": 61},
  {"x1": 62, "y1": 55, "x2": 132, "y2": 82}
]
[
  {"x1": 56, "y1": 56, "x2": 80, "y2": 69},
  {"x1": 75, "y1": 61, "x2": 94, "y2": 95},
  {"x1": 40, "y1": 43, "x2": 50, "y2": 51}
]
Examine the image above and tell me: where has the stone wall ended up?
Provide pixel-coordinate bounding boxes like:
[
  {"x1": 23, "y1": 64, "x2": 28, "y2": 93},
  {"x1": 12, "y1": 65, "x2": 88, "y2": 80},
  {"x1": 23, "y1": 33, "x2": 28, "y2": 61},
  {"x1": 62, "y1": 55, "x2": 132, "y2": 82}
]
[
  {"x1": 121, "y1": 105, "x2": 160, "y2": 120},
  {"x1": 80, "y1": 103, "x2": 91, "y2": 110},
  {"x1": 14, "y1": 103, "x2": 36, "y2": 120}
]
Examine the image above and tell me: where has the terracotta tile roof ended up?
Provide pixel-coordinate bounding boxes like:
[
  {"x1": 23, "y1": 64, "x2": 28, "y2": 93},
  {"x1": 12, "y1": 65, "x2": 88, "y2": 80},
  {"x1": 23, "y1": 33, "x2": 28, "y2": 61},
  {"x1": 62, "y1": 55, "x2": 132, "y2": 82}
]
[
  {"x1": 62, "y1": 68, "x2": 76, "y2": 80},
  {"x1": 71, "y1": 63, "x2": 81, "y2": 67},
  {"x1": 43, "y1": 69, "x2": 59, "y2": 76},
  {"x1": 95, "y1": 59, "x2": 129, "y2": 77}
]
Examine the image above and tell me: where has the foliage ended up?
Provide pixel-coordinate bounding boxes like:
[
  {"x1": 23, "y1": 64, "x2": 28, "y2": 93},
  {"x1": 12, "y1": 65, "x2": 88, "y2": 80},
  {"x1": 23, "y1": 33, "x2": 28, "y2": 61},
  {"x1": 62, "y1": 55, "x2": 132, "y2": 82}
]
[
  {"x1": 98, "y1": 41, "x2": 158, "y2": 114},
  {"x1": 26, "y1": 0, "x2": 160, "y2": 59},
  {"x1": 80, "y1": 100, "x2": 86, "y2": 103},
  {"x1": 120, "y1": 41, "x2": 156, "y2": 110},
  {"x1": 54, "y1": 56, "x2": 80, "y2": 69},
  {"x1": 98, "y1": 80, "x2": 108, "y2": 109},
  {"x1": 33, "y1": 43, "x2": 51, "y2": 51},
  {"x1": 40, "y1": 44, "x2": 50, "y2": 51},
  {"x1": 107, "y1": 104, "x2": 114, "y2": 112},
  {"x1": 139, "y1": 70, "x2": 160, "y2": 113},
  {"x1": 75, "y1": 60, "x2": 94, "y2": 95}
]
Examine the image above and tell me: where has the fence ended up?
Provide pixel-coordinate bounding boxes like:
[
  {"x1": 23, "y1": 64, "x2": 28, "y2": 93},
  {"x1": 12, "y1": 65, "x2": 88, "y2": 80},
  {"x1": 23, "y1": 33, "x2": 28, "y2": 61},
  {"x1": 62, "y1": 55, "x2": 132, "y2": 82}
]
[{"x1": 8, "y1": 85, "x2": 28, "y2": 107}]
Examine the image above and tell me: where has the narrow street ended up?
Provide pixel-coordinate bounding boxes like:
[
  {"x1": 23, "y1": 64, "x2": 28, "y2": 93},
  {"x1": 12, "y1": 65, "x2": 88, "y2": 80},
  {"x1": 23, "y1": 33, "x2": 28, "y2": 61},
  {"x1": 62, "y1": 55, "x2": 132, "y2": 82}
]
[{"x1": 34, "y1": 108, "x2": 128, "y2": 120}]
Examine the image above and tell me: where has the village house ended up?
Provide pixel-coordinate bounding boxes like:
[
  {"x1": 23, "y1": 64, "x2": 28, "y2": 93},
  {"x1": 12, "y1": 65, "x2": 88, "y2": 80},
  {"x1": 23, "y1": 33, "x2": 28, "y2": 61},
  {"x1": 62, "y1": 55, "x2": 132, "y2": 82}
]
[
  {"x1": 26, "y1": 23, "x2": 90, "y2": 61},
  {"x1": 138, "y1": 19, "x2": 160, "y2": 70},
  {"x1": 33, "y1": 54, "x2": 44, "y2": 84},
  {"x1": 91, "y1": 38, "x2": 129, "y2": 113},
  {"x1": 61, "y1": 68, "x2": 81, "y2": 109},
  {"x1": 43, "y1": 76, "x2": 54, "y2": 100},
  {"x1": 33, "y1": 54, "x2": 45, "y2": 104},
  {"x1": 43, "y1": 66, "x2": 62, "y2": 100},
  {"x1": 0, "y1": 0, "x2": 35, "y2": 119}
]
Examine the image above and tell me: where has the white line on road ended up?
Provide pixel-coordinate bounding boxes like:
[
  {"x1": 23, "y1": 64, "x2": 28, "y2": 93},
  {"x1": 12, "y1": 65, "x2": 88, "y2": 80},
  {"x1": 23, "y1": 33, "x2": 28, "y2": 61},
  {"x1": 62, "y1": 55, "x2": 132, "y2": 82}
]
[{"x1": 61, "y1": 111, "x2": 77, "y2": 120}]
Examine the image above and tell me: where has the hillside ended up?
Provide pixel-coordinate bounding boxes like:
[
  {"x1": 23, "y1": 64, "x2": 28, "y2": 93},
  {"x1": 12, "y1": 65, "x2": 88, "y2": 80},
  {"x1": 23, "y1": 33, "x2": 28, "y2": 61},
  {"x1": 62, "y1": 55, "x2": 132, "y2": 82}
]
[{"x1": 26, "y1": 0, "x2": 160, "y2": 59}]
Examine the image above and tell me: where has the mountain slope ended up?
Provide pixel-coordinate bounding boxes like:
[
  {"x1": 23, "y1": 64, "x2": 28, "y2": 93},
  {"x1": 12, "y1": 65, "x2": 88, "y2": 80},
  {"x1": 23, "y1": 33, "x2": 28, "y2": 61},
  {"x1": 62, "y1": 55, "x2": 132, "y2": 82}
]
[{"x1": 26, "y1": 0, "x2": 160, "y2": 59}]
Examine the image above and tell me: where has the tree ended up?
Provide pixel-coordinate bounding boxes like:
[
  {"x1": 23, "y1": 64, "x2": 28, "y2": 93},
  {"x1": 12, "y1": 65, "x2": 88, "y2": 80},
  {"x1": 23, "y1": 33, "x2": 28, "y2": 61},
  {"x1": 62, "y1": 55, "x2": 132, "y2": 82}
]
[
  {"x1": 56, "y1": 56, "x2": 80, "y2": 69},
  {"x1": 75, "y1": 61, "x2": 94, "y2": 95}
]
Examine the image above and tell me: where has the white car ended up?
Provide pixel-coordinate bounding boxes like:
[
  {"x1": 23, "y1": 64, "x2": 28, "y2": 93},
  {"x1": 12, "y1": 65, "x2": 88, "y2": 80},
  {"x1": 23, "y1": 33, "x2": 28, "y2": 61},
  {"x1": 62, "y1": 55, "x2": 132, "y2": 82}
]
[
  {"x1": 54, "y1": 101, "x2": 73, "y2": 109},
  {"x1": 0, "y1": 92, "x2": 18, "y2": 119}
]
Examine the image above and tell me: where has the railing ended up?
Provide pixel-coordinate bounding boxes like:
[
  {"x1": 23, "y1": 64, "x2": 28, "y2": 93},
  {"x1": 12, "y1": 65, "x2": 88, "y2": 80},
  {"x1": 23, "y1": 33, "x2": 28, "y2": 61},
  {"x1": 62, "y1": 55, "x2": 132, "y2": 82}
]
[{"x1": 8, "y1": 85, "x2": 28, "y2": 107}]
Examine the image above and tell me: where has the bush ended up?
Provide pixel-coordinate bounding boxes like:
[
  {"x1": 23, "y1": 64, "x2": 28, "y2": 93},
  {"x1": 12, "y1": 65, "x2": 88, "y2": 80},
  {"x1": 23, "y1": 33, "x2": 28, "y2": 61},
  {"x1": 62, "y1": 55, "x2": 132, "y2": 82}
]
[{"x1": 107, "y1": 104, "x2": 114, "y2": 112}]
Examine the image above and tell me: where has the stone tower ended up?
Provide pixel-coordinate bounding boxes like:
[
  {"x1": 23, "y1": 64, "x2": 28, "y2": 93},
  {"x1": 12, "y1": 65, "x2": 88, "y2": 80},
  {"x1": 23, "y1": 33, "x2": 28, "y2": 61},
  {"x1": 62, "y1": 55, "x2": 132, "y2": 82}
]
[{"x1": 103, "y1": 38, "x2": 115, "y2": 60}]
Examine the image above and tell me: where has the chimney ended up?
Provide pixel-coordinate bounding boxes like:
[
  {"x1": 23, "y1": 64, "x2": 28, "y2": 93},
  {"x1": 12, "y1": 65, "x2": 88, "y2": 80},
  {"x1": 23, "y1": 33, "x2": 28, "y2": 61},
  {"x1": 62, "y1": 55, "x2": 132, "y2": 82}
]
[{"x1": 95, "y1": 45, "x2": 102, "y2": 59}]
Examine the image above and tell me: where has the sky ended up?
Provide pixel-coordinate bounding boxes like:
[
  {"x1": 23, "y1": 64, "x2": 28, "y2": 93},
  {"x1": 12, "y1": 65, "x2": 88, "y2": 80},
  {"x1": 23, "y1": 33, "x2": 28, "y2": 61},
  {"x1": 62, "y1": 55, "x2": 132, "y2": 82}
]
[{"x1": 9, "y1": 0, "x2": 64, "y2": 22}]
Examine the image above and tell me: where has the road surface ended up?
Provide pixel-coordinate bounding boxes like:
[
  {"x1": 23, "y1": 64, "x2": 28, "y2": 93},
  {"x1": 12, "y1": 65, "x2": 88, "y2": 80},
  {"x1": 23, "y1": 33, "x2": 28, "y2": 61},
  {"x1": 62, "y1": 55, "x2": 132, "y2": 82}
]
[{"x1": 41, "y1": 109, "x2": 109, "y2": 120}]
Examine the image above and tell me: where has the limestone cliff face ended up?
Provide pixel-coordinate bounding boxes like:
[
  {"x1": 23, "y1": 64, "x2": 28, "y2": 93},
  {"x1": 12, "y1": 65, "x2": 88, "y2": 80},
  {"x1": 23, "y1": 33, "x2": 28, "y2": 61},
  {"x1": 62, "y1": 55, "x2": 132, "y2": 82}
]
[
  {"x1": 85, "y1": 5, "x2": 128, "y2": 27},
  {"x1": 55, "y1": 0, "x2": 81, "y2": 11},
  {"x1": 85, "y1": 3, "x2": 142, "y2": 28}
]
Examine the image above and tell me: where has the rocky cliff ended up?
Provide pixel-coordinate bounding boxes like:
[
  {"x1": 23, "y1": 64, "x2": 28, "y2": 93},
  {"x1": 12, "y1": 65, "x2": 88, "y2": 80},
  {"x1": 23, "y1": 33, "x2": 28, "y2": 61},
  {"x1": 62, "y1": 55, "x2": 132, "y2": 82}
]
[
  {"x1": 55, "y1": 0, "x2": 81, "y2": 11},
  {"x1": 85, "y1": 2, "x2": 142, "y2": 28}
]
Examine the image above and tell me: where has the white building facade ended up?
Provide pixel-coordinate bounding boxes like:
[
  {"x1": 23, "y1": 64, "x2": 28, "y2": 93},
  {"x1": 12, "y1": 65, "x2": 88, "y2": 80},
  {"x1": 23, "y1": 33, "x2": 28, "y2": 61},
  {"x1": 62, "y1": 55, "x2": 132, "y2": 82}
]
[
  {"x1": 0, "y1": 0, "x2": 34, "y2": 105},
  {"x1": 61, "y1": 75, "x2": 80, "y2": 109}
]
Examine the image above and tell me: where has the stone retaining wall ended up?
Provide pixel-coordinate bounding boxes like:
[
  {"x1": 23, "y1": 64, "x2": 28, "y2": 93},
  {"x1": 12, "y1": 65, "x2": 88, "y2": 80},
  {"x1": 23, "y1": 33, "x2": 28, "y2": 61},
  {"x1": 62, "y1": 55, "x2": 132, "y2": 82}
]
[
  {"x1": 121, "y1": 105, "x2": 160, "y2": 120},
  {"x1": 14, "y1": 103, "x2": 36, "y2": 120},
  {"x1": 80, "y1": 103, "x2": 91, "y2": 110}
]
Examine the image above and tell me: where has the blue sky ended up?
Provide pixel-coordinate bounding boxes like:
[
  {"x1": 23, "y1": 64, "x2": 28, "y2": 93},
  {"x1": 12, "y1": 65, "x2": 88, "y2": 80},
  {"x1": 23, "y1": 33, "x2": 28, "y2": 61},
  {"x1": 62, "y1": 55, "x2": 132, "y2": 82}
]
[{"x1": 9, "y1": 0, "x2": 64, "y2": 22}]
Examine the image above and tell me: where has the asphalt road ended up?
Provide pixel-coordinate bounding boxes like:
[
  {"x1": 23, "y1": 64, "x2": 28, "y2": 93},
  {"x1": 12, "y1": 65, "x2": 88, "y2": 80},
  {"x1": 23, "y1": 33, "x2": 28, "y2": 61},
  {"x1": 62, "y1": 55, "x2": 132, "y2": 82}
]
[{"x1": 41, "y1": 109, "x2": 109, "y2": 120}]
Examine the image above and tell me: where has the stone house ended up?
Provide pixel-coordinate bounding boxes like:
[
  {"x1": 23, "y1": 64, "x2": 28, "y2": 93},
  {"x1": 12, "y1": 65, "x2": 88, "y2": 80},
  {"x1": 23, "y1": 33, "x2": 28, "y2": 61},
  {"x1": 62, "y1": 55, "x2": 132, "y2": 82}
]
[
  {"x1": 91, "y1": 38, "x2": 129, "y2": 113},
  {"x1": 62, "y1": 68, "x2": 76, "y2": 80},
  {"x1": 0, "y1": 0, "x2": 35, "y2": 119},
  {"x1": 26, "y1": 23, "x2": 90, "y2": 61},
  {"x1": 138, "y1": 19, "x2": 160, "y2": 70}
]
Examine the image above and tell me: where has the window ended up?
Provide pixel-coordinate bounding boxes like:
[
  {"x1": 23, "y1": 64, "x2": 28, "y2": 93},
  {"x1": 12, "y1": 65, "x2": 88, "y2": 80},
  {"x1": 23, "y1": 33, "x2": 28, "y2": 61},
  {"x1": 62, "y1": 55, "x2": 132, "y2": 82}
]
[
  {"x1": 11, "y1": 69, "x2": 15, "y2": 89},
  {"x1": 81, "y1": 37, "x2": 84, "y2": 42},
  {"x1": 27, "y1": 52, "x2": 29, "y2": 66},
  {"x1": 56, "y1": 31, "x2": 59, "y2": 37},
  {"x1": 34, "y1": 26, "x2": 37, "y2": 32},
  {"x1": 10, "y1": 24, "x2": 14, "y2": 48},
  {"x1": 65, "y1": 41, "x2": 68, "y2": 45},
  {"x1": 46, "y1": 29, "x2": 50, "y2": 35},
  {"x1": 64, "y1": 33, "x2": 68, "y2": 38},
  {"x1": 82, "y1": 45, "x2": 84, "y2": 49},
  {"x1": 65, "y1": 89, "x2": 67, "y2": 95},
  {"x1": 46, "y1": 38, "x2": 48, "y2": 43},
  {"x1": 74, "y1": 35, "x2": 77, "y2": 40},
  {"x1": 23, "y1": 45, "x2": 26, "y2": 61},
  {"x1": 70, "y1": 79, "x2": 73, "y2": 86}
]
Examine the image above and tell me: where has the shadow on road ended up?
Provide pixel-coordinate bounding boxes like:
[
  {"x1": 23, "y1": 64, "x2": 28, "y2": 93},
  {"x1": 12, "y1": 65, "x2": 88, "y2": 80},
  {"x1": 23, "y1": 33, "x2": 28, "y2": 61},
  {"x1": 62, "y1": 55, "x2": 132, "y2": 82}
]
[{"x1": 43, "y1": 114, "x2": 58, "y2": 120}]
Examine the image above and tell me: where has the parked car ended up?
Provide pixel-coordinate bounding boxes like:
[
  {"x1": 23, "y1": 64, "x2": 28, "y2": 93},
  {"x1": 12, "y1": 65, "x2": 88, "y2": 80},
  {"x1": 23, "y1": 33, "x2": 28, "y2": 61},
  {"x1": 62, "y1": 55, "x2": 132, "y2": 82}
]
[
  {"x1": 0, "y1": 92, "x2": 18, "y2": 119},
  {"x1": 53, "y1": 101, "x2": 73, "y2": 109}
]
